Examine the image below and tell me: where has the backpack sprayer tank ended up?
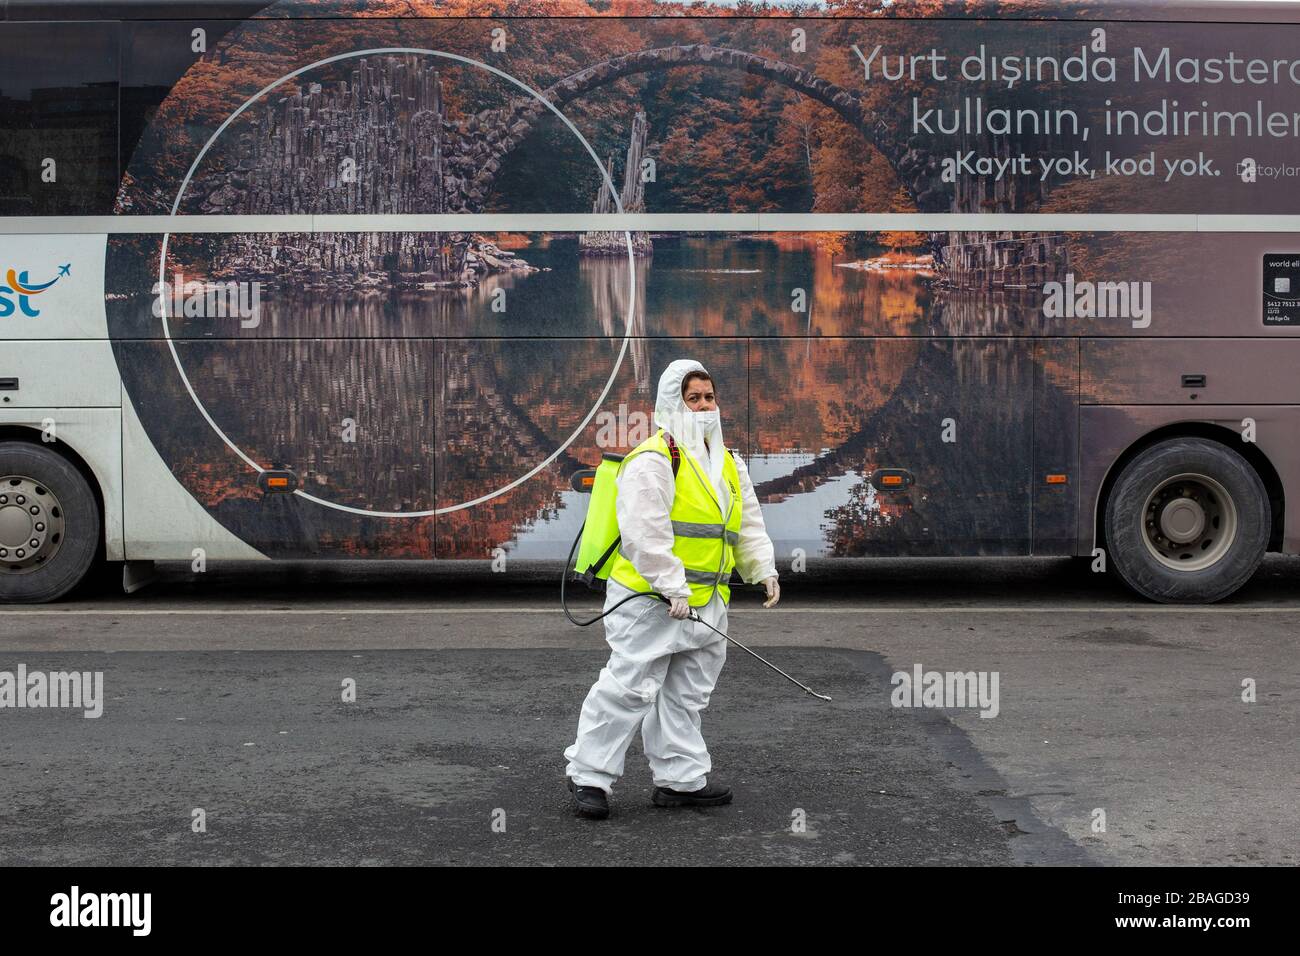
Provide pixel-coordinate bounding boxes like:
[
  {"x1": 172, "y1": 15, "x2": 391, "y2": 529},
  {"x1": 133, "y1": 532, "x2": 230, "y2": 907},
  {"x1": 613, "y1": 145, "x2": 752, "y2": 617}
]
[
  {"x1": 569, "y1": 435, "x2": 681, "y2": 588},
  {"x1": 570, "y1": 452, "x2": 626, "y2": 588}
]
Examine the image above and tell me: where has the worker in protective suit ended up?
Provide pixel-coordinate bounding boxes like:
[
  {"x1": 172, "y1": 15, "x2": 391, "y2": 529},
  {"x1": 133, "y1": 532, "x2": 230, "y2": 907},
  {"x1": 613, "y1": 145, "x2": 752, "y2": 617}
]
[{"x1": 564, "y1": 359, "x2": 780, "y2": 819}]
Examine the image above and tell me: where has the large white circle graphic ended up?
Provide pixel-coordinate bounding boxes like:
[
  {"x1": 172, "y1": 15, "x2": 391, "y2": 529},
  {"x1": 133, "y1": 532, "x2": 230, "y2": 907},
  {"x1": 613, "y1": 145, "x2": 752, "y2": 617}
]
[{"x1": 159, "y1": 47, "x2": 637, "y2": 517}]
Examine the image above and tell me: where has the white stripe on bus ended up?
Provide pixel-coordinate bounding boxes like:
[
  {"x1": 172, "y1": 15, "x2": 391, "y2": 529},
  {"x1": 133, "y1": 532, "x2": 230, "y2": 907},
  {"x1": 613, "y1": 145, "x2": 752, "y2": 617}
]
[{"x1": 2, "y1": 212, "x2": 1300, "y2": 233}]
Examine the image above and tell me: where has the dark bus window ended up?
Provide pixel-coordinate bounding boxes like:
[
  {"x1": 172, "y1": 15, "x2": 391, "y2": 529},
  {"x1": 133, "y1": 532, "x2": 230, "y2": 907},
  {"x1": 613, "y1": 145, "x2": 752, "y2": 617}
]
[
  {"x1": 0, "y1": 22, "x2": 120, "y2": 215},
  {"x1": 120, "y1": 20, "x2": 243, "y2": 198}
]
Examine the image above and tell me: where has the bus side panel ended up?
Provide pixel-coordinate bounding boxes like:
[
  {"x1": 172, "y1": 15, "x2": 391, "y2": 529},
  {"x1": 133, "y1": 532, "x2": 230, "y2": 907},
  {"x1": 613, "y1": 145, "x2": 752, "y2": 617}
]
[
  {"x1": 1032, "y1": 339, "x2": 1080, "y2": 555},
  {"x1": 1083, "y1": 339, "x2": 1300, "y2": 405},
  {"x1": 1077, "y1": 405, "x2": 1300, "y2": 556},
  {"x1": 114, "y1": 338, "x2": 438, "y2": 560},
  {"x1": 0, "y1": 234, "x2": 108, "y2": 340},
  {"x1": 748, "y1": 337, "x2": 1034, "y2": 557},
  {"x1": 0, "y1": 340, "x2": 120, "y2": 406},
  {"x1": 120, "y1": 386, "x2": 266, "y2": 561}
]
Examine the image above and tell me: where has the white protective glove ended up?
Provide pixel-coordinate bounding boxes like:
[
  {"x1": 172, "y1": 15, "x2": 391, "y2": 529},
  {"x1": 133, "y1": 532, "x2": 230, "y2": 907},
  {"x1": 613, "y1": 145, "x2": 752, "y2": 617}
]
[
  {"x1": 668, "y1": 597, "x2": 691, "y2": 620},
  {"x1": 762, "y1": 576, "x2": 781, "y2": 608}
]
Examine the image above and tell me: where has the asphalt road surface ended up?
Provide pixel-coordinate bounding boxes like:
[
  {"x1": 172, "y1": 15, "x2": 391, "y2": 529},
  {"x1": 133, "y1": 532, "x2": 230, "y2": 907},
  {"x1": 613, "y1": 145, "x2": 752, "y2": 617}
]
[{"x1": 1, "y1": 556, "x2": 1296, "y2": 866}]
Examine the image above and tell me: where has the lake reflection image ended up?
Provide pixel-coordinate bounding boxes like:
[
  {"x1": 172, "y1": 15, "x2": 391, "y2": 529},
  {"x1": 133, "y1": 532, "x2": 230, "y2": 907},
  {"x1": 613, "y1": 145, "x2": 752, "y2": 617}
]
[{"x1": 108, "y1": 232, "x2": 1065, "y2": 560}]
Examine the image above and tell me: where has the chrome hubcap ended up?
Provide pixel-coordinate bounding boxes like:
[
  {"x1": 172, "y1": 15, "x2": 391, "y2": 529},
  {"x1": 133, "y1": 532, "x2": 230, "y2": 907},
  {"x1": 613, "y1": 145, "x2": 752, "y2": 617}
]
[
  {"x1": 1142, "y1": 473, "x2": 1236, "y2": 573},
  {"x1": 1159, "y1": 496, "x2": 1205, "y2": 544},
  {"x1": 0, "y1": 476, "x2": 64, "y2": 574}
]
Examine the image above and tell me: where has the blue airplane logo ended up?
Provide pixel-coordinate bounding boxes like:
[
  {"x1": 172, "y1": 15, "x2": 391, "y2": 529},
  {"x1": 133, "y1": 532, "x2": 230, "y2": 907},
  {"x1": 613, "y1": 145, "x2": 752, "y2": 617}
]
[{"x1": 0, "y1": 262, "x2": 70, "y2": 318}]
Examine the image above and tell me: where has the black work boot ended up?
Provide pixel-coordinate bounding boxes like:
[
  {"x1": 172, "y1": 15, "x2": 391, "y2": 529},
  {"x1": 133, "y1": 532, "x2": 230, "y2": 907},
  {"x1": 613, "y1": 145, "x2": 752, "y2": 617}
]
[
  {"x1": 651, "y1": 781, "x2": 733, "y2": 808},
  {"x1": 567, "y1": 778, "x2": 610, "y2": 819}
]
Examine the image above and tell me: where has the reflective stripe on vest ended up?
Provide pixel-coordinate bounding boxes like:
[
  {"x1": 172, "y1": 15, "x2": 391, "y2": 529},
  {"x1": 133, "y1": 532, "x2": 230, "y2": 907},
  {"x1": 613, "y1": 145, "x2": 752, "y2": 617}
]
[
  {"x1": 616, "y1": 546, "x2": 728, "y2": 585},
  {"x1": 672, "y1": 520, "x2": 740, "y2": 545},
  {"x1": 608, "y1": 429, "x2": 743, "y2": 608}
]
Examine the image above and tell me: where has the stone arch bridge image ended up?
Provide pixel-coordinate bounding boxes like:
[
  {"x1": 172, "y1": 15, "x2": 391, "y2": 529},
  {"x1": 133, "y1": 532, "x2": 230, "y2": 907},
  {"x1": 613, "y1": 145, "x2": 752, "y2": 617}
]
[{"x1": 195, "y1": 42, "x2": 1055, "y2": 292}]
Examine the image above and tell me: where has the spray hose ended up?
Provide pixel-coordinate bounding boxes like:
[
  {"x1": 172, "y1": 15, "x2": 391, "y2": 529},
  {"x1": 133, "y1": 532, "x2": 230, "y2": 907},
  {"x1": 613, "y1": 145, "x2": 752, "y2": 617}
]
[{"x1": 560, "y1": 522, "x2": 832, "y2": 702}]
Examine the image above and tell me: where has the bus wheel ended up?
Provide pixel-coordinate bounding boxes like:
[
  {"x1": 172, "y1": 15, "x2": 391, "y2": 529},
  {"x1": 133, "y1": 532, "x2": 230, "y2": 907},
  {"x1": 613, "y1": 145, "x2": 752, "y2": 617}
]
[
  {"x1": 0, "y1": 442, "x2": 101, "y2": 604},
  {"x1": 1104, "y1": 438, "x2": 1269, "y2": 603}
]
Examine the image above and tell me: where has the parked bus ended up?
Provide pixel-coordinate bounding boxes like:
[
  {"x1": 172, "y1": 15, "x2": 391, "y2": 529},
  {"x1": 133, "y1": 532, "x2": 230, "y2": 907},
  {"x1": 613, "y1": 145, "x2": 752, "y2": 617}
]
[{"x1": 2, "y1": 0, "x2": 1300, "y2": 604}]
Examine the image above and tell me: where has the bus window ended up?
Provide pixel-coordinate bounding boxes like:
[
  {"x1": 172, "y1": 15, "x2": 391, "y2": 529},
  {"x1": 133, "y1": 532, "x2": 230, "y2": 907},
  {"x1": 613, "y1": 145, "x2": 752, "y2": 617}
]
[{"x1": 0, "y1": 21, "x2": 119, "y2": 215}]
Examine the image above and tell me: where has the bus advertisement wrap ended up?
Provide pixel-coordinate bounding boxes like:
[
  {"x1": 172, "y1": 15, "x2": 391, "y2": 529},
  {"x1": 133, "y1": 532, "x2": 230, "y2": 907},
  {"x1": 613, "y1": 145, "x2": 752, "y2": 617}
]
[{"x1": 2, "y1": 0, "x2": 1300, "y2": 605}]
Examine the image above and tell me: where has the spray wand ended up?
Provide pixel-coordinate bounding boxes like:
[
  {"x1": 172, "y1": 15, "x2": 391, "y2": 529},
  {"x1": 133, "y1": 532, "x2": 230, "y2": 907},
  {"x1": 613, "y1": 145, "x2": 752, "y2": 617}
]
[{"x1": 561, "y1": 525, "x2": 832, "y2": 702}]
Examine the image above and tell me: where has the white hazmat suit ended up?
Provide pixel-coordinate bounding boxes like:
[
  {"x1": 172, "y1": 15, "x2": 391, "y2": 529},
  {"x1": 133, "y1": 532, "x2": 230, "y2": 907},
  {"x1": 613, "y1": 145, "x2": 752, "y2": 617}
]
[{"x1": 564, "y1": 359, "x2": 777, "y2": 794}]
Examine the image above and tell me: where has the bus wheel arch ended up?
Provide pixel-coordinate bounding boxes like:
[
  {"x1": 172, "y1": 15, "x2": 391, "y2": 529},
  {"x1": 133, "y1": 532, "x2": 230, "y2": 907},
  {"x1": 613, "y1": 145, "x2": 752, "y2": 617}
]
[
  {"x1": 1095, "y1": 424, "x2": 1279, "y2": 603},
  {"x1": 0, "y1": 426, "x2": 106, "y2": 603}
]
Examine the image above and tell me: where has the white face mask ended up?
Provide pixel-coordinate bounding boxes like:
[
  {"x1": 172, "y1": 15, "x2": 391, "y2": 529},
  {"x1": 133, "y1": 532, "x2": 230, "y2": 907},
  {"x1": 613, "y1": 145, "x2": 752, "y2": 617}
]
[{"x1": 690, "y1": 409, "x2": 720, "y2": 430}]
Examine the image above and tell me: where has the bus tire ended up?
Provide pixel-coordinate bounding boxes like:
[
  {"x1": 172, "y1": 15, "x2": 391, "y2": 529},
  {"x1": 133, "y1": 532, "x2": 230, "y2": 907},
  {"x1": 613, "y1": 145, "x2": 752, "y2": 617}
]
[
  {"x1": 0, "y1": 441, "x2": 101, "y2": 604},
  {"x1": 1104, "y1": 437, "x2": 1269, "y2": 604}
]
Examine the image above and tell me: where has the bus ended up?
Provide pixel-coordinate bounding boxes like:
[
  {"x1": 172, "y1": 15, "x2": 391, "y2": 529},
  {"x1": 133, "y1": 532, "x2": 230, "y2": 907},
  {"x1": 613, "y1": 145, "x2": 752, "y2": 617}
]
[{"x1": 2, "y1": 0, "x2": 1299, "y2": 604}]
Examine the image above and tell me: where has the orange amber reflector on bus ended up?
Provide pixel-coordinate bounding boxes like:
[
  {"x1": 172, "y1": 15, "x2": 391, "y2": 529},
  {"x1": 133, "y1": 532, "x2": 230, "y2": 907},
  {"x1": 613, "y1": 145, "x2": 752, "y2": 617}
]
[
  {"x1": 258, "y1": 470, "x2": 299, "y2": 494},
  {"x1": 1045, "y1": 474, "x2": 1068, "y2": 485},
  {"x1": 570, "y1": 468, "x2": 598, "y2": 493},
  {"x1": 870, "y1": 468, "x2": 914, "y2": 492}
]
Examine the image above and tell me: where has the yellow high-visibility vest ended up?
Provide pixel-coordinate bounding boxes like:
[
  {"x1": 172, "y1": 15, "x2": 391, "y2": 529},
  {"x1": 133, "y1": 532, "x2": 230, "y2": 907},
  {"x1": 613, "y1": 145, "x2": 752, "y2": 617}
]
[{"x1": 609, "y1": 428, "x2": 743, "y2": 607}]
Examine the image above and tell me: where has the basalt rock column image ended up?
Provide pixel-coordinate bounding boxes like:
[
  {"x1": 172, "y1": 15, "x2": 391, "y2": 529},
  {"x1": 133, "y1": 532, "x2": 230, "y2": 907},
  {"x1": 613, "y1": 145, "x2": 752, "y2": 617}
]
[
  {"x1": 933, "y1": 116, "x2": 1075, "y2": 294},
  {"x1": 202, "y1": 55, "x2": 532, "y2": 288}
]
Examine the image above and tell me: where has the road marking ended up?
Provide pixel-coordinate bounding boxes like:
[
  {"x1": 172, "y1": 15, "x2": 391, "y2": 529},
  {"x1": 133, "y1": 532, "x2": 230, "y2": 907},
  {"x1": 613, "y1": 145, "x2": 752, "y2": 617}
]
[{"x1": 4, "y1": 606, "x2": 1300, "y2": 616}]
